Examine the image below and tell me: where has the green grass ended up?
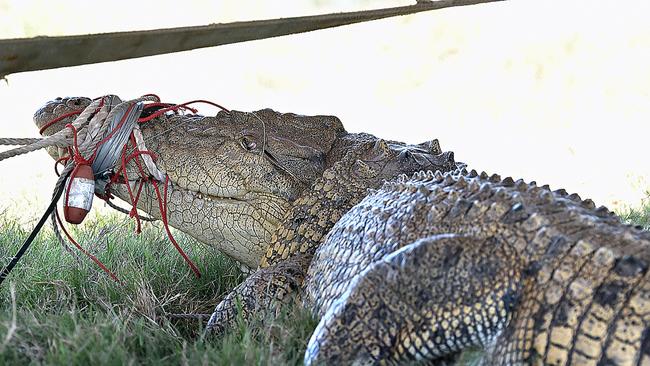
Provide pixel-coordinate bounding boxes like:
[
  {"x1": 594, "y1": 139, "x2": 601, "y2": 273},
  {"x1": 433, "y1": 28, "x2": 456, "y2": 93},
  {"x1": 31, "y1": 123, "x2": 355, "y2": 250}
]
[
  {"x1": 619, "y1": 193, "x2": 650, "y2": 230},
  {"x1": 1, "y1": 197, "x2": 649, "y2": 366},
  {"x1": 0, "y1": 213, "x2": 317, "y2": 365}
]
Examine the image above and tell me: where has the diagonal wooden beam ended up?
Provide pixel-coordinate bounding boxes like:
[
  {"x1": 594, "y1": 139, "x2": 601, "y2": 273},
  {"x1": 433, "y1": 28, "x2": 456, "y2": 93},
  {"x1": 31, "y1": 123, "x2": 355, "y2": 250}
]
[{"x1": 0, "y1": 0, "x2": 504, "y2": 78}]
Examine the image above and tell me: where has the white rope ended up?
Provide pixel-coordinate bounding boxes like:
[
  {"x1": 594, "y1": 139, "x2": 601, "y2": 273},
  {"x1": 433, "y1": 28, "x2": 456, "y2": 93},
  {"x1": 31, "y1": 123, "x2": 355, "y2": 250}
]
[
  {"x1": 0, "y1": 93, "x2": 169, "y2": 231},
  {"x1": 0, "y1": 98, "x2": 102, "y2": 161},
  {"x1": 0, "y1": 138, "x2": 42, "y2": 146},
  {"x1": 132, "y1": 125, "x2": 166, "y2": 182},
  {"x1": 79, "y1": 95, "x2": 118, "y2": 151}
]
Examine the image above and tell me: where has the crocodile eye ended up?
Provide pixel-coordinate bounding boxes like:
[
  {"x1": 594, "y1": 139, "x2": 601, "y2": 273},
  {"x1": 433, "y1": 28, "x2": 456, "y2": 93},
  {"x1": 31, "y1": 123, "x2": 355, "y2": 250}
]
[{"x1": 240, "y1": 136, "x2": 257, "y2": 151}]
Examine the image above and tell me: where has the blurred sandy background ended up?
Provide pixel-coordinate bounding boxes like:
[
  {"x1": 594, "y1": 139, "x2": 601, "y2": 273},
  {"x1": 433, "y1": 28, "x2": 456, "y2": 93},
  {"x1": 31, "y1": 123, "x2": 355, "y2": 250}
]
[{"x1": 0, "y1": 0, "x2": 649, "y2": 224}]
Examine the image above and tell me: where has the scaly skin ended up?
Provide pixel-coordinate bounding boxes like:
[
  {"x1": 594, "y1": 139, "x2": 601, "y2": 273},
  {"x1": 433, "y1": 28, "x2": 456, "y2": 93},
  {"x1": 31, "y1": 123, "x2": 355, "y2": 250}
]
[
  {"x1": 303, "y1": 169, "x2": 650, "y2": 365},
  {"x1": 205, "y1": 135, "x2": 457, "y2": 334},
  {"x1": 34, "y1": 96, "x2": 650, "y2": 365}
]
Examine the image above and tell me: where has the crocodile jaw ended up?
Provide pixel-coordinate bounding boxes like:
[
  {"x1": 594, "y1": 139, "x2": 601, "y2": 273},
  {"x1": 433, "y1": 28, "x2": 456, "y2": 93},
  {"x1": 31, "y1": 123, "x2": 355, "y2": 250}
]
[
  {"x1": 33, "y1": 98, "x2": 288, "y2": 267},
  {"x1": 110, "y1": 181, "x2": 289, "y2": 268}
]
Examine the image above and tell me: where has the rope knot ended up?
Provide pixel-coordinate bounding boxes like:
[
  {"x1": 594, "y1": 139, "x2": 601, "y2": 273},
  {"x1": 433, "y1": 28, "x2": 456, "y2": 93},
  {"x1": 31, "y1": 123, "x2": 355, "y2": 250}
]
[
  {"x1": 1, "y1": 94, "x2": 232, "y2": 283},
  {"x1": 65, "y1": 123, "x2": 92, "y2": 166}
]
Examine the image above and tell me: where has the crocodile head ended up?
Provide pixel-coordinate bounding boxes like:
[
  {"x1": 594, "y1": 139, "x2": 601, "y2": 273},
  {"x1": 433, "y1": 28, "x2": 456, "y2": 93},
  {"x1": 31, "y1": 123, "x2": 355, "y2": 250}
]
[{"x1": 34, "y1": 97, "x2": 346, "y2": 268}]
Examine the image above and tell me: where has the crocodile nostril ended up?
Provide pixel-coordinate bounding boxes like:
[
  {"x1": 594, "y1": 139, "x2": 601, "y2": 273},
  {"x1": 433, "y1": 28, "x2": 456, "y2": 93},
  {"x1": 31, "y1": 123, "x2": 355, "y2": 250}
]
[
  {"x1": 66, "y1": 99, "x2": 80, "y2": 108},
  {"x1": 55, "y1": 97, "x2": 63, "y2": 101}
]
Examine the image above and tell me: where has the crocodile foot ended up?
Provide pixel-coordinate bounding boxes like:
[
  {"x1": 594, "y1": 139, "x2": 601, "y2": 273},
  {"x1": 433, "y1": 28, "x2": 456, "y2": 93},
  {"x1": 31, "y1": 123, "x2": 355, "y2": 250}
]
[{"x1": 205, "y1": 256, "x2": 307, "y2": 336}]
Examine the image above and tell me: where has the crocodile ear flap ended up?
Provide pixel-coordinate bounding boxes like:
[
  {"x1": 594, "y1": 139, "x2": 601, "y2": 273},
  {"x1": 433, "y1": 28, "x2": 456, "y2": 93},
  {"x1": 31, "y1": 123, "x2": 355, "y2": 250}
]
[{"x1": 417, "y1": 139, "x2": 442, "y2": 155}]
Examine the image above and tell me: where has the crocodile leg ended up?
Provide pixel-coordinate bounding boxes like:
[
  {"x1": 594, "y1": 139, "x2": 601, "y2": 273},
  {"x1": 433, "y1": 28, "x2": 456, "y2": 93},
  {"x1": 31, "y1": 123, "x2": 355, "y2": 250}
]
[
  {"x1": 304, "y1": 233, "x2": 525, "y2": 365},
  {"x1": 203, "y1": 153, "x2": 357, "y2": 335},
  {"x1": 205, "y1": 255, "x2": 308, "y2": 335}
]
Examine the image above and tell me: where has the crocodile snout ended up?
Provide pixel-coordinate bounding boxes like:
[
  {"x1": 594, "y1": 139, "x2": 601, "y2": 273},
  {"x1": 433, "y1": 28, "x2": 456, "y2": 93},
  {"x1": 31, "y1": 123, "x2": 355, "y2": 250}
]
[{"x1": 33, "y1": 96, "x2": 92, "y2": 136}]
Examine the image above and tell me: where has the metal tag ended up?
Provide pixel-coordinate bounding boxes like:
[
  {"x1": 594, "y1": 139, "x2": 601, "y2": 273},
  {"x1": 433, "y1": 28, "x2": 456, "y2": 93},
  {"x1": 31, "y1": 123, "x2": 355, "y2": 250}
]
[{"x1": 65, "y1": 177, "x2": 95, "y2": 210}]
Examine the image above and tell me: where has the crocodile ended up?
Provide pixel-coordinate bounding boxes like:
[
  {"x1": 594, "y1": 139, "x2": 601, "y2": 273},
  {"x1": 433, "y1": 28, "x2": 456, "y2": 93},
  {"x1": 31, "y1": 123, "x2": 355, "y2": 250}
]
[
  {"x1": 33, "y1": 96, "x2": 650, "y2": 365},
  {"x1": 33, "y1": 96, "x2": 455, "y2": 269},
  {"x1": 303, "y1": 170, "x2": 650, "y2": 365}
]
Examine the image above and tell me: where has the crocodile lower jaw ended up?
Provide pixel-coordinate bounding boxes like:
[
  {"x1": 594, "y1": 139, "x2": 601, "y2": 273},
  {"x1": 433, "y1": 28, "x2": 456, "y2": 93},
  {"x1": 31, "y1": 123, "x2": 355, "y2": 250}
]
[
  {"x1": 166, "y1": 179, "x2": 253, "y2": 206},
  {"x1": 193, "y1": 191, "x2": 247, "y2": 204}
]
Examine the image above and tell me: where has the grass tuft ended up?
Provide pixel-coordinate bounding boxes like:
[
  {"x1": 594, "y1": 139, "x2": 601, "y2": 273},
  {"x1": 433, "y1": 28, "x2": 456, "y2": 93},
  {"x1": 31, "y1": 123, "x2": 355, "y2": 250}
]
[{"x1": 619, "y1": 193, "x2": 650, "y2": 229}]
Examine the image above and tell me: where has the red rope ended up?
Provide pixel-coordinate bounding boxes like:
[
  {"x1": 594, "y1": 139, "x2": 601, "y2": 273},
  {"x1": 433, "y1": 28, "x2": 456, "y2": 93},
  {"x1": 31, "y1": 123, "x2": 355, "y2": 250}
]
[
  {"x1": 85, "y1": 102, "x2": 136, "y2": 164},
  {"x1": 39, "y1": 110, "x2": 82, "y2": 135},
  {"x1": 109, "y1": 130, "x2": 201, "y2": 278},
  {"x1": 118, "y1": 144, "x2": 144, "y2": 234},
  {"x1": 142, "y1": 102, "x2": 195, "y2": 113},
  {"x1": 151, "y1": 176, "x2": 202, "y2": 278},
  {"x1": 55, "y1": 209, "x2": 123, "y2": 285},
  {"x1": 138, "y1": 100, "x2": 229, "y2": 123},
  {"x1": 65, "y1": 123, "x2": 91, "y2": 165},
  {"x1": 41, "y1": 94, "x2": 224, "y2": 281},
  {"x1": 127, "y1": 135, "x2": 149, "y2": 179},
  {"x1": 54, "y1": 150, "x2": 72, "y2": 176},
  {"x1": 41, "y1": 97, "x2": 106, "y2": 136},
  {"x1": 114, "y1": 137, "x2": 157, "y2": 232}
]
